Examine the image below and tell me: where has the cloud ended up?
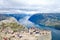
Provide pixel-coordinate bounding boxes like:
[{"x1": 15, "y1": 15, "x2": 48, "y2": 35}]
[
  {"x1": 0, "y1": 9, "x2": 40, "y2": 14},
  {"x1": 0, "y1": 0, "x2": 60, "y2": 13}
]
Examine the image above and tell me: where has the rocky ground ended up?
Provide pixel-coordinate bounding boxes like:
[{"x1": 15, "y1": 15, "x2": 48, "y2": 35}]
[{"x1": 0, "y1": 17, "x2": 51, "y2": 40}]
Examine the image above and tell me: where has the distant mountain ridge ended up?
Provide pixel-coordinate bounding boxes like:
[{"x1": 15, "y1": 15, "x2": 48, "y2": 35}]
[
  {"x1": 29, "y1": 13, "x2": 60, "y2": 30},
  {"x1": 0, "y1": 14, "x2": 31, "y2": 21}
]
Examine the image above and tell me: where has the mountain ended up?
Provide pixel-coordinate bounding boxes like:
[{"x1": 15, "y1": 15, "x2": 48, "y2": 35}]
[
  {"x1": 29, "y1": 13, "x2": 60, "y2": 40},
  {"x1": 29, "y1": 13, "x2": 60, "y2": 30},
  {"x1": 0, "y1": 14, "x2": 28, "y2": 21}
]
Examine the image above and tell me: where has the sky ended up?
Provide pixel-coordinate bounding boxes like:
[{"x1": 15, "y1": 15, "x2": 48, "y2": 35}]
[{"x1": 0, "y1": 0, "x2": 60, "y2": 14}]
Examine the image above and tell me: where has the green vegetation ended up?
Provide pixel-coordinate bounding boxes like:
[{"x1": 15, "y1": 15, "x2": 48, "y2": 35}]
[{"x1": 0, "y1": 21, "x2": 25, "y2": 32}]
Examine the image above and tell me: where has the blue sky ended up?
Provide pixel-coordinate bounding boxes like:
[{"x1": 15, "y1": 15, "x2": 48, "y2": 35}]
[{"x1": 0, "y1": 0, "x2": 60, "y2": 14}]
